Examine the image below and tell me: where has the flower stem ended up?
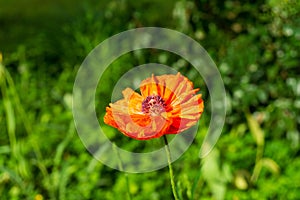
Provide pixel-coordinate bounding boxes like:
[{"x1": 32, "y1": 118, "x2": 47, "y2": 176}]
[{"x1": 163, "y1": 135, "x2": 179, "y2": 200}]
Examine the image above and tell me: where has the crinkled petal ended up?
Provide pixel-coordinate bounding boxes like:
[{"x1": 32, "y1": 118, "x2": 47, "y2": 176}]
[{"x1": 124, "y1": 115, "x2": 172, "y2": 140}]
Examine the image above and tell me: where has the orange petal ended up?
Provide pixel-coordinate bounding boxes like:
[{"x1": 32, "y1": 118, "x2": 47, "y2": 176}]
[
  {"x1": 122, "y1": 88, "x2": 144, "y2": 114},
  {"x1": 140, "y1": 73, "x2": 195, "y2": 105},
  {"x1": 104, "y1": 107, "x2": 119, "y2": 128},
  {"x1": 166, "y1": 117, "x2": 198, "y2": 134},
  {"x1": 167, "y1": 94, "x2": 204, "y2": 133}
]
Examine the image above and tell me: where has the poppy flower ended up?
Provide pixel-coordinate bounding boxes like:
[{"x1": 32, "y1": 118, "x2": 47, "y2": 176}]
[{"x1": 104, "y1": 73, "x2": 204, "y2": 140}]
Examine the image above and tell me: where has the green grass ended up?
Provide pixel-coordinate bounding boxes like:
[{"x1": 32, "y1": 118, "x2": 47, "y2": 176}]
[{"x1": 1, "y1": 0, "x2": 300, "y2": 199}]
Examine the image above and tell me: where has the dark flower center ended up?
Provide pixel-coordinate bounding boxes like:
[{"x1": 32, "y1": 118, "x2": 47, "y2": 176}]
[{"x1": 142, "y1": 95, "x2": 166, "y2": 116}]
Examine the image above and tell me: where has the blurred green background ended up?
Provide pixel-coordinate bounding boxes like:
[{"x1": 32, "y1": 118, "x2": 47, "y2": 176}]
[{"x1": 1, "y1": 0, "x2": 300, "y2": 199}]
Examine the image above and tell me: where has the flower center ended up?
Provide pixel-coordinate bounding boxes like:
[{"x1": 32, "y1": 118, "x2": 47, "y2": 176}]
[{"x1": 142, "y1": 95, "x2": 166, "y2": 116}]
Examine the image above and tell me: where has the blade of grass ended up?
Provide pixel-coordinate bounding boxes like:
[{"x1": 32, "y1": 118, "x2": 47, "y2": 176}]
[
  {"x1": 3, "y1": 66, "x2": 48, "y2": 178},
  {"x1": 59, "y1": 164, "x2": 77, "y2": 200},
  {"x1": 191, "y1": 166, "x2": 203, "y2": 200},
  {"x1": 0, "y1": 145, "x2": 10, "y2": 154},
  {"x1": 3, "y1": 98, "x2": 16, "y2": 153},
  {"x1": 54, "y1": 121, "x2": 75, "y2": 167},
  {"x1": 246, "y1": 112, "x2": 265, "y2": 183},
  {"x1": 112, "y1": 143, "x2": 132, "y2": 200},
  {"x1": 2, "y1": 74, "x2": 31, "y2": 180},
  {"x1": 0, "y1": 166, "x2": 25, "y2": 191}
]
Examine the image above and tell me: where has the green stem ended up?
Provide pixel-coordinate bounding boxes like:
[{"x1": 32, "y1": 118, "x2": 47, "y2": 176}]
[{"x1": 163, "y1": 135, "x2": 179, "y2": 200}]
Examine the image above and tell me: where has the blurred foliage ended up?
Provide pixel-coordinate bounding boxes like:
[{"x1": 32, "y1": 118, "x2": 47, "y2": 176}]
[{"x1": 0, "y1": 0, "x2": 300, "y2": 199}]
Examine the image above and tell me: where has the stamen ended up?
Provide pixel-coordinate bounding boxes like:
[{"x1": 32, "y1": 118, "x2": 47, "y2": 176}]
[{"x1": 142, "y1": 95, "x2": 166, "y2": 116}]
